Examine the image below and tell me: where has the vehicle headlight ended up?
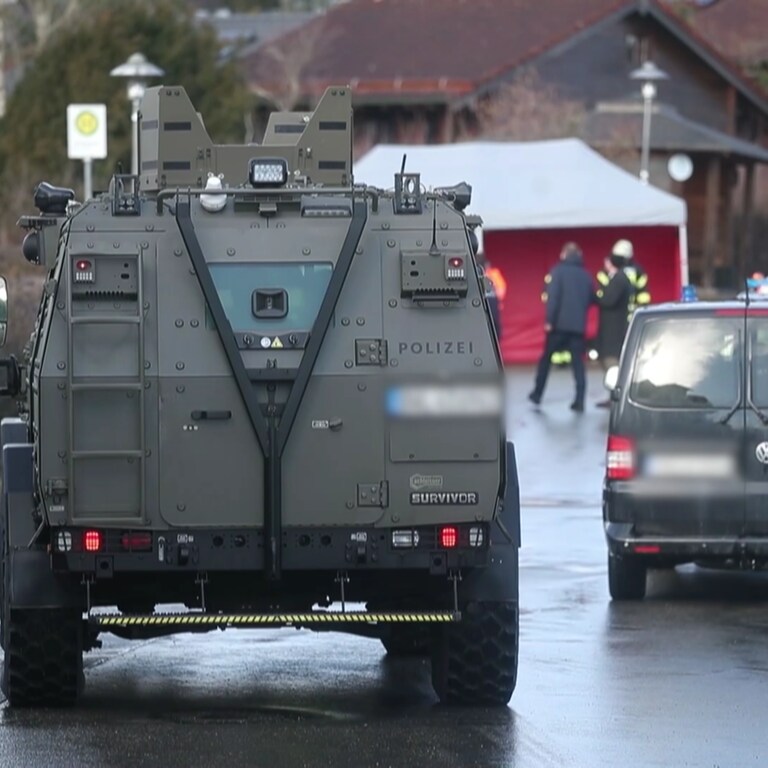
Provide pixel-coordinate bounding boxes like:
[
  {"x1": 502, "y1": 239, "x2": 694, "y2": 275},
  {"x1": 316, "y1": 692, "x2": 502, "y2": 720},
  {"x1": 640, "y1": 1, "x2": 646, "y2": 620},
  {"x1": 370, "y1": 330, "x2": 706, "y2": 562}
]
[{"x1": 249, "y1": 157, "x2": 288, "y2": 188}]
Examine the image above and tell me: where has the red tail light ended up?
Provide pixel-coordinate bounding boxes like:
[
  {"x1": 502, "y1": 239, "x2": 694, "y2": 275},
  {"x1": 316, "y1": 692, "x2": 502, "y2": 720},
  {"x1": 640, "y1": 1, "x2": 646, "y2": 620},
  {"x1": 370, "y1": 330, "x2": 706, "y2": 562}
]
[
  {"x1": 440, "y1": 526, "x2": 458, "y2": 548},
  {"x1": 607, "y1": 435, "x2": 635, "y2": 480},
  {"x1": 121, "y1": 532, "x2": 153, "y2": 551},
  {"x1": 83, "y1": 530, "x2": 102, "y2": 552},
  {"x1": 634, "y1": 544, "x2": 660, "y2": 554}
]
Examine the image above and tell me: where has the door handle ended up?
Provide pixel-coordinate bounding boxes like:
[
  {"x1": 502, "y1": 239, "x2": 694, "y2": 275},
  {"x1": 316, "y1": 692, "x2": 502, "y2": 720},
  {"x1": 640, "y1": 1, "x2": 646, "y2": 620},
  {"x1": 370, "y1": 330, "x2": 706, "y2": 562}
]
[{"x1": 191, "y1": 410, "x2": 232, "y2": 421}]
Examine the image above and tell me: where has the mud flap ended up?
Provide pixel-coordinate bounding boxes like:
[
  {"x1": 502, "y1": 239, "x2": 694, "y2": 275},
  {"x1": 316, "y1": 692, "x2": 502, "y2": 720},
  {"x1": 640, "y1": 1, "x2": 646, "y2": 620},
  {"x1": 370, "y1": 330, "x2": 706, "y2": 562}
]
[
  {"x1": 458, "y1": 441, "x2": 520, "y2": 605},
  {"x1": 2, "y1": 425, "x2": 81, "y2": 611},
  {"x1": 8, "y1": 549, "x2": 81, "y2": 610}
]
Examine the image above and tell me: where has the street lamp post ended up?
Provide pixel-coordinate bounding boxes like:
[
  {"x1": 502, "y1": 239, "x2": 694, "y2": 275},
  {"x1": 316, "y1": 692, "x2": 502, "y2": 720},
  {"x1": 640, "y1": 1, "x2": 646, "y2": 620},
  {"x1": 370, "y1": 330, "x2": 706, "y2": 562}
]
[
  {"x1": 630, "y1": 60, "x2": 669, "y2": 185},
  {"x1": 110, "y1": 53, "x2": 164, "y2": 176}
]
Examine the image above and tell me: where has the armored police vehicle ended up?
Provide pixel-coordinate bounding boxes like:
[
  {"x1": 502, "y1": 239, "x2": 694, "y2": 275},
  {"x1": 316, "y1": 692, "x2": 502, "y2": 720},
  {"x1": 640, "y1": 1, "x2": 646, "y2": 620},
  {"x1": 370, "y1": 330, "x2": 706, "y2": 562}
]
[{"x1": 0, "y1": 85, "x2": 519, "y2": 706}]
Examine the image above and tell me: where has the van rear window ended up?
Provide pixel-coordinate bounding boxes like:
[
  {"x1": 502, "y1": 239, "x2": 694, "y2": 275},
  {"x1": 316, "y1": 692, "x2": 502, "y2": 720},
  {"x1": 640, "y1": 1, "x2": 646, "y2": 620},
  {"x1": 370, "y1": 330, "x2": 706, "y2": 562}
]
[
  {"x1": 629, "y1": 318, "x2": 740, "y2": 409},
  {"x1": 750, "y1": 321, "x2": 768, "y2": 406}
]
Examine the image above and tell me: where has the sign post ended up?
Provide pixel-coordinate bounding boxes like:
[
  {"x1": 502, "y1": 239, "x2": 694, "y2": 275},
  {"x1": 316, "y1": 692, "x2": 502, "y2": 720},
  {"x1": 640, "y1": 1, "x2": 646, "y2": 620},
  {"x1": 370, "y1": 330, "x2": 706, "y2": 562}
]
[{"x1": 67, "y1": 104, "x2": 107, "y2": 200}]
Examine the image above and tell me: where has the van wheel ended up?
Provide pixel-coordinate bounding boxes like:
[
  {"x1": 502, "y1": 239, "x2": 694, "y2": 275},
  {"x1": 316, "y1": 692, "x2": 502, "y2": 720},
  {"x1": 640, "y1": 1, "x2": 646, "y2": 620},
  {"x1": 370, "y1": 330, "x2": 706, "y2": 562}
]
[
  {"x1": 430, "y1": 601, "x2": 518, "y2": 705},
  {"x1": 0, "y1": 493, "x2": 6, "y2": 651},
  {"x1": 608, "y1": 552, "x2": 647, "y2": 600},
  {"x1": 380, "y1": 625, "x2": 430, "y2": 656}
]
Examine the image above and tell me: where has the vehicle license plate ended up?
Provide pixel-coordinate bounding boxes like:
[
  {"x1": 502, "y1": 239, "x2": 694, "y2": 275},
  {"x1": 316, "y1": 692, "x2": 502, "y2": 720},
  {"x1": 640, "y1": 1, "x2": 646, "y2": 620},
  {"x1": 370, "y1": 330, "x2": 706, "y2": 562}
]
[{"x1": 644, "y1": 453, "x2": 735, "y2": 479}]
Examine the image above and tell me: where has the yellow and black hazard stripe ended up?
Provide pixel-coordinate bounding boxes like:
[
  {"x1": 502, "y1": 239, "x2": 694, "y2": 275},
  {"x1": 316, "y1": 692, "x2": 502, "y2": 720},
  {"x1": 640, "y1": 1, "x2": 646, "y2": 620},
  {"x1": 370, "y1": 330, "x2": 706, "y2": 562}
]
[{"x1": 90, "y1": 611, "x2": 459, "y2": 628}]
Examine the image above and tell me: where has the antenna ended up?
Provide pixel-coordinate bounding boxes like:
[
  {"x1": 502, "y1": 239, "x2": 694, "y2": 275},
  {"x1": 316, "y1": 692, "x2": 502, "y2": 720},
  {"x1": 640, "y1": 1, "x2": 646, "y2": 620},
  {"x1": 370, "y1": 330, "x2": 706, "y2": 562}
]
[
  {"x1": 429, "y1": 193, "x2": 439, "y2": 254},
  {"x1": 401, "y1": 154, "x2": 407, "y2": 174}
]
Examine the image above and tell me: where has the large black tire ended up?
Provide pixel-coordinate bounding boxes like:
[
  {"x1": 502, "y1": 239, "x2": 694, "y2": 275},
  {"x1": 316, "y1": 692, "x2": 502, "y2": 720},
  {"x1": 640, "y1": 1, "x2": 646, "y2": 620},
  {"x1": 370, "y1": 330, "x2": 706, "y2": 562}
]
[
  {"x1": 0, "y1": 486, "x2": 85, "y2": 707},
  {"x1": 1, "y1": 509, "x2": 83, "y2": 706},
  {"x1": 2, "y1": 606, "x2": 84, "y2": 707},
  {"x1": 608, "y1": 552, "x2": 647, "y2": 601},
  {"x1": 380, "y1": 625, "x2": 431, "y2": 657},
  {"x1": 431, "y1": 601, "x2": 518, "y2": 706}
]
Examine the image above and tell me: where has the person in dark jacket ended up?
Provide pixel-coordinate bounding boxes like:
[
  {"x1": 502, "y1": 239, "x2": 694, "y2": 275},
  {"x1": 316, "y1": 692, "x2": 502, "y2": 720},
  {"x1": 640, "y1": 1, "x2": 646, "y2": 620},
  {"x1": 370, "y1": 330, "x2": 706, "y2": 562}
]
[
  {"x1": 529, "y1": 242, "x2": 594, "y2": 412},
  {"x1": 596, "y1": 239, "x2": 651, "y2": 320},
  {"x1": 594, "y1": 252, "x2": 633, "y2": 407}
]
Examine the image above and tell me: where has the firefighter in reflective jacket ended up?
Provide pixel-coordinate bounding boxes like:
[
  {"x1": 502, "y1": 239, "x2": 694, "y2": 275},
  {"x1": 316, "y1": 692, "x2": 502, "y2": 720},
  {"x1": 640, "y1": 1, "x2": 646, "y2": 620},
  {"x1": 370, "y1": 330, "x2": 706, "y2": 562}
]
[
  {"x1": 486, "y1": 265, "x2": 507, "y2": 302},
  {"x1": 542, "y1": 271, "x2": 571, "y2": 365},
  {"x1": 485, "y1": 264, "x2": 506, "y2": 340},
  {"x1": 596, "y1": 239, "x2": 651, "y2": 318}
]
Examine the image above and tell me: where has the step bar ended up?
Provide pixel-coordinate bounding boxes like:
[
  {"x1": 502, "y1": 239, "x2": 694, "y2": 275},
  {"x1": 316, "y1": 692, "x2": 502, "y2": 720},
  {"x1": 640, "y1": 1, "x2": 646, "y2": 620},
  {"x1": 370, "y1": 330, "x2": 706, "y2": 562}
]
[{"x1": 89, "y1": 610, "x2": 460, "y2": 629}]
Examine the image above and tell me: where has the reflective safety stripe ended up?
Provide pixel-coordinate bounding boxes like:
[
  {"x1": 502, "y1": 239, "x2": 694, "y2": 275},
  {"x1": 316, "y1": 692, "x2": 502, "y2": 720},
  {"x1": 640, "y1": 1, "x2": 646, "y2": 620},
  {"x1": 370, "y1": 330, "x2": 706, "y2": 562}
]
[
  {"x1": 636, "y1": 274, "x2": 648, "y2": 289},
  {"x1": 624, "y1": 267, "x2": 638, "y2": 284},
  {"x1": 636, "y1": 292, "x2": 651, "y2": 305},
  {"x1": 542, "y1": 273, "x2": 553, "y2": 303},
  {"x1": 89, "y1": 611, "x2": 460, "y2": 628},
  {"x1": 596, "y1": 271, "x2": 610, "y2": 286}
]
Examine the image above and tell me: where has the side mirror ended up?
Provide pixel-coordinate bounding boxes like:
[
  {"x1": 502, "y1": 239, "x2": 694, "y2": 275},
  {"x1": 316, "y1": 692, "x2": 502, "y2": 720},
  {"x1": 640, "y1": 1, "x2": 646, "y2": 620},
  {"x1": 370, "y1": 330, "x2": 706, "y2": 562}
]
[
  {"x1": 603, "y1": 365, "x2": 619, "y2": 392},
  {"x1": 0, "y1": 276, "x2": 8, "y2": 347}
]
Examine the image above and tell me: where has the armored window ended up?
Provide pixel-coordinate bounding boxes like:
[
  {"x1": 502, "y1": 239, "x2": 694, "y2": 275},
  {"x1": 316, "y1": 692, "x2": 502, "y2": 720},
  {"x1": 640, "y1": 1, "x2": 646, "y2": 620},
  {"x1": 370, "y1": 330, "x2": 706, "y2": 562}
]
[{"x1": 208, "y1": 262, "x2": 332, "y2": 334}]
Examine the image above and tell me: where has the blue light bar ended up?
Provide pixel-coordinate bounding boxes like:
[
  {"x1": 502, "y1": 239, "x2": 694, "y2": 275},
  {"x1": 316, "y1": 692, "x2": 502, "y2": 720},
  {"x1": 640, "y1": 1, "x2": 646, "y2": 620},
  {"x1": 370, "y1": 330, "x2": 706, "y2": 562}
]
[{"x1": 681, "y1": 285, "x2": 698, "y2": 302}]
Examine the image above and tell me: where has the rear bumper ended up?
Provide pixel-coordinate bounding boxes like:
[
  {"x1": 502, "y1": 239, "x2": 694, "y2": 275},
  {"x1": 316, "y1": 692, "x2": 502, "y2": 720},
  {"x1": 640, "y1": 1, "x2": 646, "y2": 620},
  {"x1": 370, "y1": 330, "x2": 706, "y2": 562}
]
[
  {"x1": 605, "y1": 522, "x2": 768, "y2": 560},
  {"x1": 51, "y1": 523, "x2": 490, "y2": 576},
  {"x1": 604, "y1": 480, "x2": 768, "y2": 562}
]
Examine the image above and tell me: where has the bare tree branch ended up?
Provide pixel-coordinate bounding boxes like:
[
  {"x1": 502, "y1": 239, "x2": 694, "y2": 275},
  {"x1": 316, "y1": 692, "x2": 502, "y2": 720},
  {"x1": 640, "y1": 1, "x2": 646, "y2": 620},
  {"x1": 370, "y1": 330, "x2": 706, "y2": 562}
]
[{"x1": 472, "y1": 69, "x2": 587, "y2": 141}]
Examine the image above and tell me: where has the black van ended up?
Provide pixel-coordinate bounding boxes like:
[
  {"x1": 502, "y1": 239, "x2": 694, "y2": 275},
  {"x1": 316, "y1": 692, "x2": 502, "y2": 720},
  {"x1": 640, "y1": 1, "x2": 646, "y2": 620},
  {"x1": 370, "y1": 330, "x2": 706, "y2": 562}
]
[{"x1": 603, "y1": 301, "x2": 768, "y2": 599}]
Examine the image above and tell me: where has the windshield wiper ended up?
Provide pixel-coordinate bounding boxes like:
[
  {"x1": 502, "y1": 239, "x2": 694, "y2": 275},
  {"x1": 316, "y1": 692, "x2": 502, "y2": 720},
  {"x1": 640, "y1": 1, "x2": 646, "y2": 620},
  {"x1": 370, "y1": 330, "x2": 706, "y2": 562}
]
[
  {"x1": 747, "y1": 399, "x2": 768, "y2": 425},
  {"x1": 719, "y1": 402, "x2": 741, "y2": 425}
]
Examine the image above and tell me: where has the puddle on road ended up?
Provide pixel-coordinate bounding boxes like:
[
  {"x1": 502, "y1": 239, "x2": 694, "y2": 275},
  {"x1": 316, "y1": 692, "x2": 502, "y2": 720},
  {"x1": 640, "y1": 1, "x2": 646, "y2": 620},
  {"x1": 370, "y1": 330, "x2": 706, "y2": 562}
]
[
  {"x1": 522, "y1": 497, "x2": 599, "y2": 508},
  {"x1": 145, "y1": 702, "x2": 363, "y2": 726}
]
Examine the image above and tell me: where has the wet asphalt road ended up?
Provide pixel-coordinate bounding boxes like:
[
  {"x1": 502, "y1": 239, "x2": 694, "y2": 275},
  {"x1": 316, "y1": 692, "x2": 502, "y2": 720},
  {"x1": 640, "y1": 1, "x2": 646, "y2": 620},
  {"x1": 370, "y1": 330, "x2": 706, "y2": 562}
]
[{"x1": 3, "y1": 367, "x2": 768, "y2": 767}]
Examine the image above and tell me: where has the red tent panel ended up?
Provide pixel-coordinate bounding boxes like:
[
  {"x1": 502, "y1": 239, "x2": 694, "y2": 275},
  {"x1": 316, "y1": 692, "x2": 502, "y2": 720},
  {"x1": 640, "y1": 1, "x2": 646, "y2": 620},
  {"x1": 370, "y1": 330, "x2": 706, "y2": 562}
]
[{"x1": 484, "y1": 226, "x2": 681, "y2": 365}]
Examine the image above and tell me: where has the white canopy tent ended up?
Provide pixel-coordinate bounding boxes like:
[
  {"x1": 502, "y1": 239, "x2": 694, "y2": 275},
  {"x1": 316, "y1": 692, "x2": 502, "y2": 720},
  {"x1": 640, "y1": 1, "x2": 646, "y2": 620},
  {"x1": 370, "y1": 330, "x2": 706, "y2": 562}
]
[
  {"x1": 354, "y1": 138, "x2": 686, "y2": 230},
  {"x1": 354, "y1": 139, "x2": 689, "y2": 364}
]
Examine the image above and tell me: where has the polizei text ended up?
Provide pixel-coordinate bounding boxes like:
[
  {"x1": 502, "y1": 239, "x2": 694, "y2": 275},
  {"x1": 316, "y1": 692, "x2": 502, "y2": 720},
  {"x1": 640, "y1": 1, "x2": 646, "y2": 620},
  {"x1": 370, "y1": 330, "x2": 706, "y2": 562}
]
[{"x1": 398, "y1": 341, "x2": 475, "y2": 355}]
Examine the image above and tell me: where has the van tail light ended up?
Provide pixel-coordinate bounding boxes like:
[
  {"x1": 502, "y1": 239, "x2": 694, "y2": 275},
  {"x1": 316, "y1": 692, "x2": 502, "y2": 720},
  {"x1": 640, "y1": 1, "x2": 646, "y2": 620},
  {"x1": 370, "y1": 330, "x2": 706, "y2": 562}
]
[{"x1": 607, "y1": 435, "x2": 635, "y2": 480}]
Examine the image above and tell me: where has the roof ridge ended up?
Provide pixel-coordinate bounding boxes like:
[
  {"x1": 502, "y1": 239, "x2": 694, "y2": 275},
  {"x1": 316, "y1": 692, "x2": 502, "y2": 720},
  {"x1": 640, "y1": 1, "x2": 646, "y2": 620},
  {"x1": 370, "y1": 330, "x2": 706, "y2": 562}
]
[
  {"x1": 646, "y1": 0, "x2": 768, "y2": 108},
  {"x1": 476, "y1": 0, "x2": 635, "y2": 93}
]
